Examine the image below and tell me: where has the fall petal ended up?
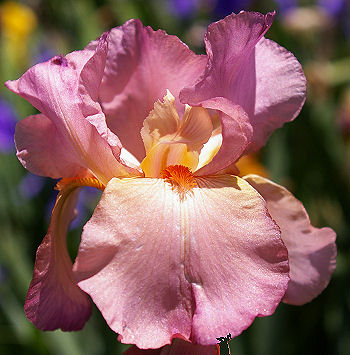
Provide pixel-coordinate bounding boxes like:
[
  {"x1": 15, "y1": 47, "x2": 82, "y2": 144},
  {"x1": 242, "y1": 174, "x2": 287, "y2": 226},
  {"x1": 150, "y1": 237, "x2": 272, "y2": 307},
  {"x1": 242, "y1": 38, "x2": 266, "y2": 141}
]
[
  {"x1": 74, "y1": 175, "x2": 289, "y2": 348},
  {"x1": 5, "y1": 34, "x2": 134, "y2": 184},
  {"x1": 25, "y1": 186, "x2": 91, "y2": 331},
  {"x1": 15, "y1": 114, "x2": 87, "y2": 178},
  {"x1": 100, "y1": 19, "x2": 207, "y2": 160},
  {"x1": 244, "y1": 174, "x2": 337, "y2": 305}
]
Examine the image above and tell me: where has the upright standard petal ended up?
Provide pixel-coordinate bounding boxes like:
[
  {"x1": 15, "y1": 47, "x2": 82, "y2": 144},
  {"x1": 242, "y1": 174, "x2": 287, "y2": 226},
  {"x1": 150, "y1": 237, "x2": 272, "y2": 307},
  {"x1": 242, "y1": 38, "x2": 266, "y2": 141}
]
[
  {"x1": 24, "y1": 180, "x2": 103, "y2": 331},
  {"x1": 250, "y1": 38, "x2": 306, "y2": 150},
  {"x1": 180, "y1": 12, "x2": 273, "y2": 173},
  {"x1": 244, "y1": 174, "x2": 337, "y2": 305},
  {"x1": 6, "y1": 34, "x2": 135, "y2": 185},
  {"x1": 73, "y1": 174, "x2": 289, "y2": 348},
  {"x1": 193, "y1": 99, "x2": 252, "y2": 175},
  {"x1": 180, "y1": 11, "x2": 274, "y2": 109},
  {"x1": 180, "y1": 11, "x2": 306, "y2": 152},
  {"x1": 99, "y1": 19, "x2": 207, "y2": 160}
]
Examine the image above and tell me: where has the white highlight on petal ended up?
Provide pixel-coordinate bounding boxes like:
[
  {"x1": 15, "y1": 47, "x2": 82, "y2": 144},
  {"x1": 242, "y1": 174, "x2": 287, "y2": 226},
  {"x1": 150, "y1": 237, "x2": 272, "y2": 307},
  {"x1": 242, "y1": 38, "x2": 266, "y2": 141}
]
[
  {"x1": 120, "y1": 147, "x2": 141, "y2": 167},
  {"x1": 197, "y1": 130, "x2": 222, "y2": 171}
]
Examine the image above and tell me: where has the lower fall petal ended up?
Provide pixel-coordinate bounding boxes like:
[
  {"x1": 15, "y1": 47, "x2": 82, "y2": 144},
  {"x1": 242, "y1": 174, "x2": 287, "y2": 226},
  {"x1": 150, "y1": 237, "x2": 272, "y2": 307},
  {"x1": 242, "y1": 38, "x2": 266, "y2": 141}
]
[
  {"x1": 73, "y1": 174, "x2": 289, "y2": 348},
  {"x1": 244, "y1": 174, "x2": 337, "y2": 305},
  {"x1": 24, "y1": 179, "x2": 104, "y2": 330}
]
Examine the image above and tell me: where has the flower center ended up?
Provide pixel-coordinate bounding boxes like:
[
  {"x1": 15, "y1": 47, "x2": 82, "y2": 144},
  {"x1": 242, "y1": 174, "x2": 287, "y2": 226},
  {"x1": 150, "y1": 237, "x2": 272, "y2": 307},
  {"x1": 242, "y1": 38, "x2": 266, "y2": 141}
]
[
  {"x1": 160, "y1": 165, "x2": 197, "y2": 196},
  {"x1": 140, "y1": 90, "x2": 220, "y2": 178}
]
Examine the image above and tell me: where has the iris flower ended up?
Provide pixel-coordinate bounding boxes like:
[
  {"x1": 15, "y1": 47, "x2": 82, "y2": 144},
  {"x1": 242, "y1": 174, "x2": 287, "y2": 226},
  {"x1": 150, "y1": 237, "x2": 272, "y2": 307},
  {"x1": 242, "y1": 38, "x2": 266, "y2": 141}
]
[{"x1": 6, "y1": 11, "x2": 336, "y2": 349}]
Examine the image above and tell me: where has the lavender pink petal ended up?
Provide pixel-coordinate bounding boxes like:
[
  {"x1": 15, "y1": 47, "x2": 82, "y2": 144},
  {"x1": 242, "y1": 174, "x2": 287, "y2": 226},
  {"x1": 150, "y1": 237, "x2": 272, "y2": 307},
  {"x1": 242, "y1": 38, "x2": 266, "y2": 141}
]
[
  {"x1": 99, "y1": 19, "x2": 207, "y2": 160},
  {"x1": 25, "y1": 189, "x2": 91, "y2": 331},
  {"x1": 6, "y1": 34, "x2": 132, "y2": 184},
  {"x1": 244, "y1": 174, "x2": 337, "y2": 305},
  {"x1": 180, "y1": 11, "x2": 306, "y2": 153}
]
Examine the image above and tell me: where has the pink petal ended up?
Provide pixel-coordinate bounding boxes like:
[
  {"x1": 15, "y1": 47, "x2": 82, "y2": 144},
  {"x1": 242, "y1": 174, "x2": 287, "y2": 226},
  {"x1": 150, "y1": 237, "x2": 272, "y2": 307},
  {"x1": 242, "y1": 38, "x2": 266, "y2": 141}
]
[
  {"x1": 73, "y1": 175, "x2": 289, "y2": 348},
  {"x1": 180, "y1": 11, "x2": 274, "y2": 108},
  {"x1": 25, "y1": 188, "x2": 91, "y2": 331},
  {"x1": 180, "y1": 11, "x2": 306, "y2": 154},
  {"x1": 99, "y1": 19, "x2": 207, "y2": 161},
  {"x1": 244, "y1": 175, "x2": 336, "y2": 305},
  {"x1": 124, "y1": 338, "x2": 218, "y2": 355},
  {"x1": 6, "y1": 34, "x2": 134, "y2": 184},
  {"x1": 179, "y1": 12, "x2": 273, "y2": 173},
  {"x1": 250, "y1": 38, "x2": 306, "y2": 150},
  {"x1": 194, "y1": 98, "x2": 252, "y2": 175},
  {"x1": 15, "y1": 114, "x2": 87, "y2": 178}
]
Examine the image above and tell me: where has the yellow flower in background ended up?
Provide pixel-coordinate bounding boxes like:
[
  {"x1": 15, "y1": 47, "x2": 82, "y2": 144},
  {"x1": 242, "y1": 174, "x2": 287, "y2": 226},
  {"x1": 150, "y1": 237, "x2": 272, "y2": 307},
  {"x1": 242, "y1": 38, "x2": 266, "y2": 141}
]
[
  {"x1": 0, "y1": 1, "x2": 37, "y2": 66},
  {"x1": 236, "y1": 153, "x2": 268, "y2": 178}
]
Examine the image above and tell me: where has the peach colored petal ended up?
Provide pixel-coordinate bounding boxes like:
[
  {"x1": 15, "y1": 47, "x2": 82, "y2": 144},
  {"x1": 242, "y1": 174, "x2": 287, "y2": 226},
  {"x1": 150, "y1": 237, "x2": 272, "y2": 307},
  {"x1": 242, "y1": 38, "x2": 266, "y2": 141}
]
[
  {"x1": 74, "y1": 175, "x2": 289, "y2": 348},
  {"x1": 140, "y1": 91, "x2": 212, "y2": 177},
  {"x1": 244, "y1": 174, "x2": 337, "y2": 305}
]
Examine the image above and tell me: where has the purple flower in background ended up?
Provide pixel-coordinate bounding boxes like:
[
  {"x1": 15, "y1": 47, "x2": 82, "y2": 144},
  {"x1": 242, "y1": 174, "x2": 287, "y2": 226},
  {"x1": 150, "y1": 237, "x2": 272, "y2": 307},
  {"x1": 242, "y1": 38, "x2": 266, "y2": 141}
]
[
  {"x1": 33, "y1": 44, "x2": 56, "y2": 65},
  {"x1": 70, "y1": 186, "x2": 102, "y2": 230},
  {"x1": 212, "y1": 0, "x2": 253, "y2": 17},
  {"x1": 169, "y1": 0, "x2": 199, "y2": 17},
  {"x1": 274, "y1": 0, "x2": 297, "y2": 14},
  {"x1": 318, "y1": 0, "x2": 346, "y2": 16},
  {"x1": 0, "y1": 97, "x2": 16, "y2": 152},
  {"x1": 318, "y1": 0, "x2": 350, "y2": 37},
  {"x1": 19, "y1": 173, "x2": 99, "y2": 229},
  {"x1": 276, "y1": 0, "x2": 350, "y2": 37},
  {"x1": 169, "y1": 0, "x2": 252, "y2": 18},
  {"x1": 275, "y1": 0, "x2": 348, "y2": 18},
  {"x1": 19, "y1": 173, "x2": 47, "y2": 200}
]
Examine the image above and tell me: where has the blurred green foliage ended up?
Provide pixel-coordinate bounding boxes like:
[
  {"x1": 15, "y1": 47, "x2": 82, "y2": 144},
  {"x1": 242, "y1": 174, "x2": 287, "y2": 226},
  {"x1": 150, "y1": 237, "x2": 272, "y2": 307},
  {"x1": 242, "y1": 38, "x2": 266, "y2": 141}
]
[{"x1": 0, "y1": 0, "x2": 349, "y2": 354}]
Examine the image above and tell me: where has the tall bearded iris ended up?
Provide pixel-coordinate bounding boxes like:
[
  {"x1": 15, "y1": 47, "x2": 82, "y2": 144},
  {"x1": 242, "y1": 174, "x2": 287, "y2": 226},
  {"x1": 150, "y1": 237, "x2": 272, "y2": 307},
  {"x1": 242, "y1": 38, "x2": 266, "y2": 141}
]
[{"x1": 6, "y1": 11, "x2": 336, "y2": 350}]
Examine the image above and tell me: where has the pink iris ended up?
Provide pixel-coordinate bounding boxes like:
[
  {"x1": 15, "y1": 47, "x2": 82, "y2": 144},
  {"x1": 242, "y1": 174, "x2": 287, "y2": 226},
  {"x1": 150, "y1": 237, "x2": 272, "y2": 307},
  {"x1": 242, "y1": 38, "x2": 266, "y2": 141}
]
[{"x1": 6, "y1": 11, "x2": 336, "y2": 350}]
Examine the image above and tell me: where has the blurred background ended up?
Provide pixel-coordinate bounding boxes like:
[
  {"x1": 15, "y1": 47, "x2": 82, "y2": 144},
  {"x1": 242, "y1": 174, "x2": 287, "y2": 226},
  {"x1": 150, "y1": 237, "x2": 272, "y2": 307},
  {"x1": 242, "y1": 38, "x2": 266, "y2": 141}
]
[{"x1": 0, "y1": 0, "x2": 349, "y2": 354}]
